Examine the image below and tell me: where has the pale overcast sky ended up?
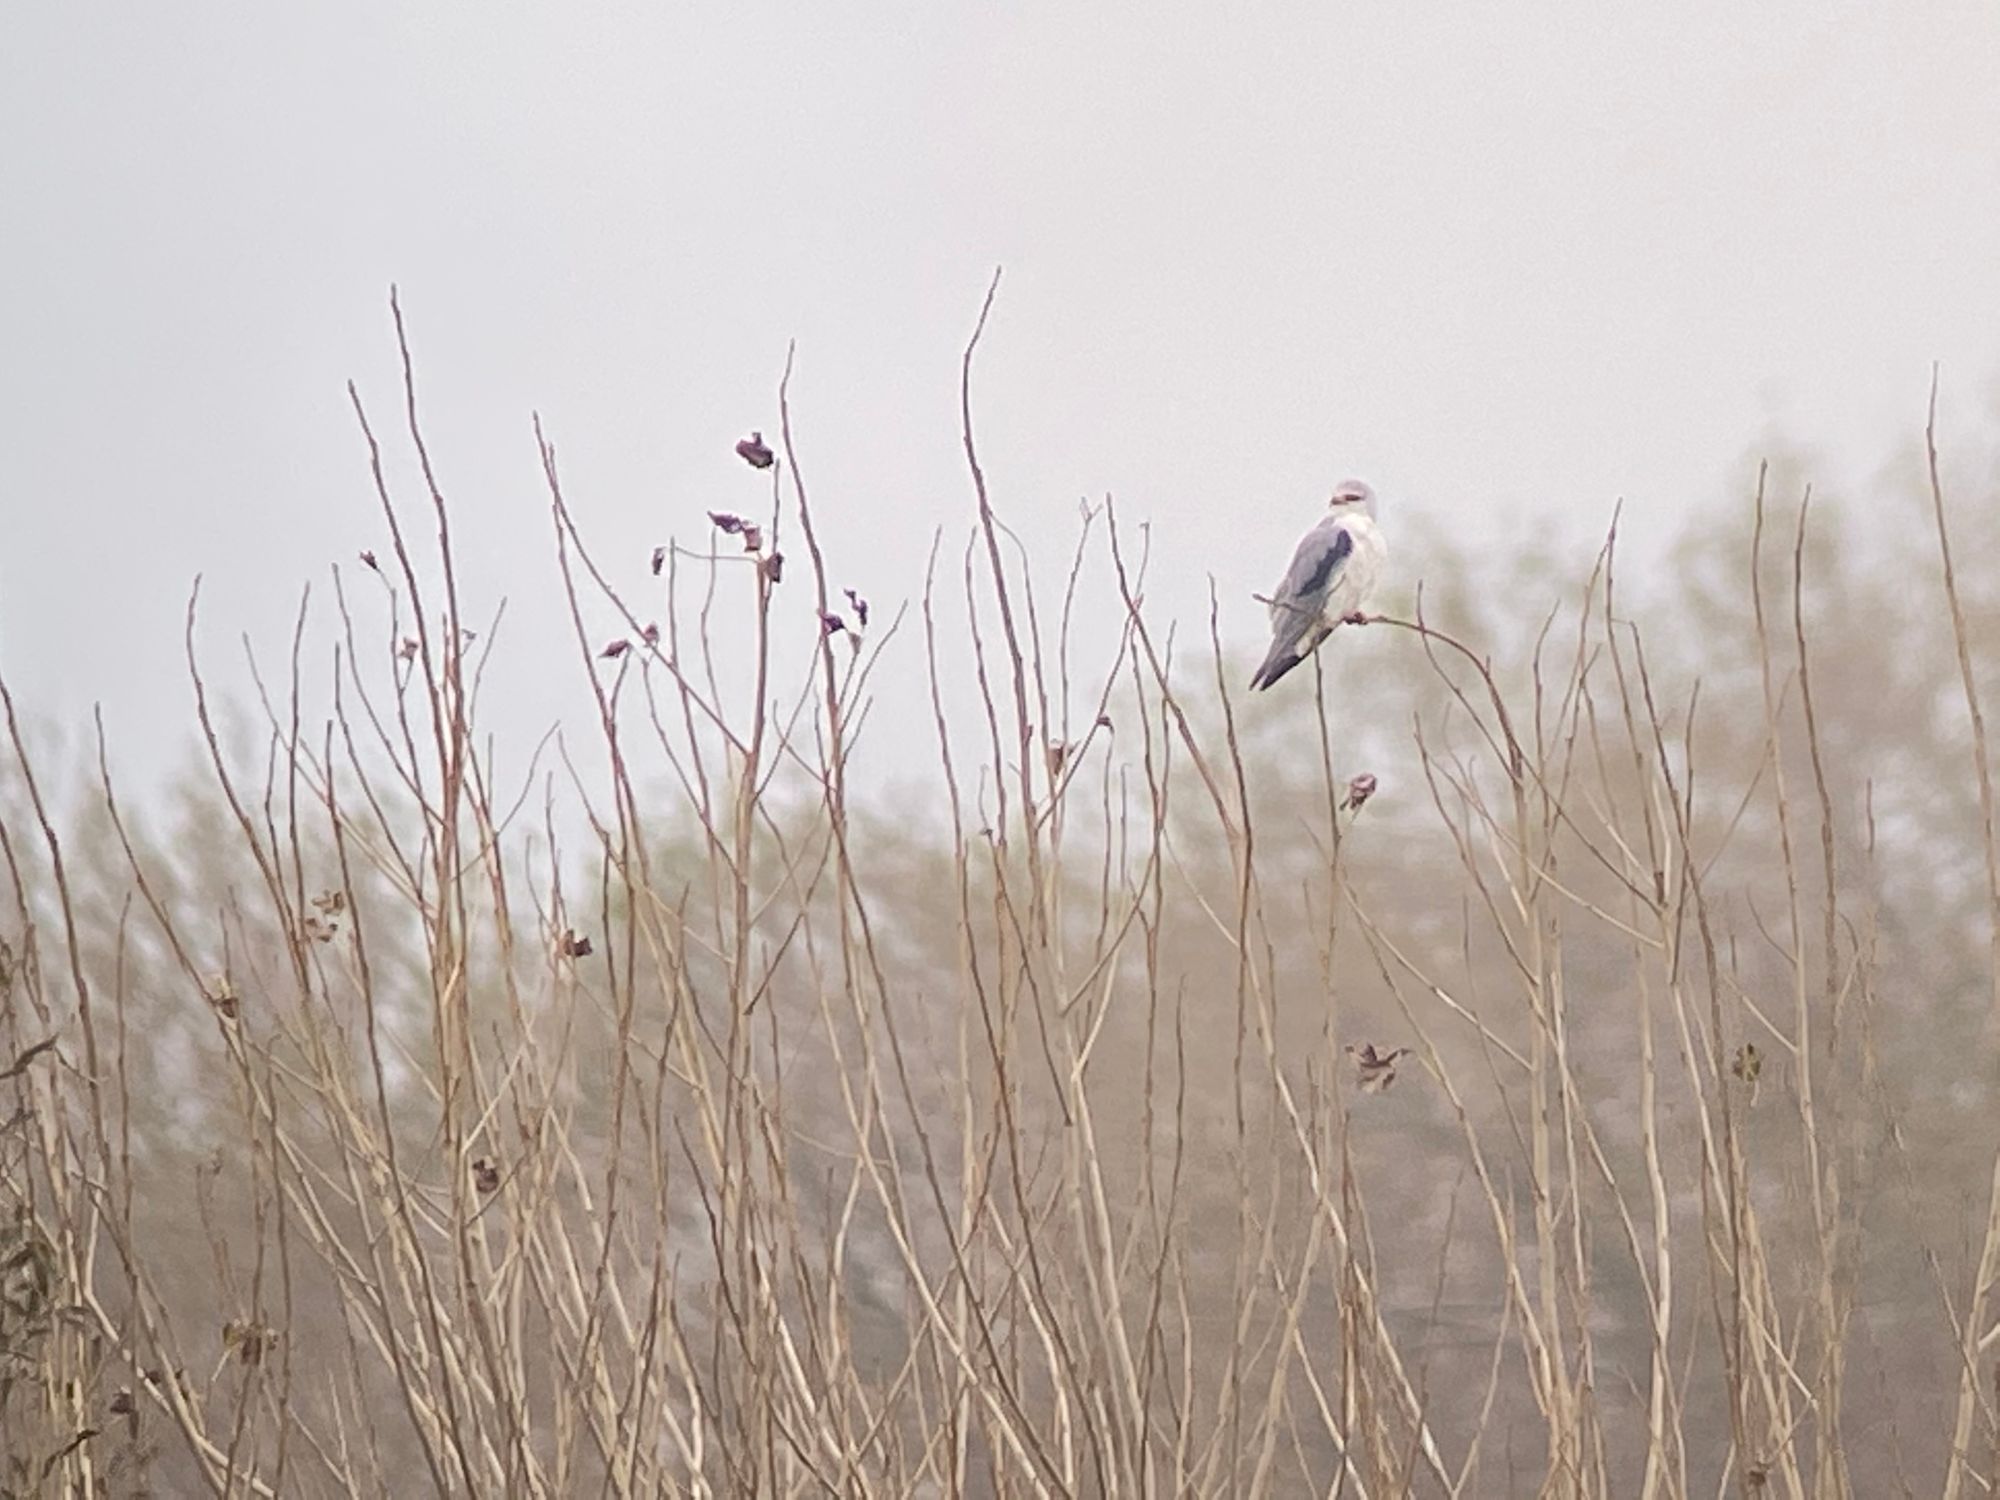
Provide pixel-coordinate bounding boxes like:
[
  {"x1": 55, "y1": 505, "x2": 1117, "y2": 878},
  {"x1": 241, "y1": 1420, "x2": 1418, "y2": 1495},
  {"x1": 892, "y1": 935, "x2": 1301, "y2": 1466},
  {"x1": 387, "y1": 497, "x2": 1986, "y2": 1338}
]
[{"x1": 5, "y1": 2, "x2": 1999, "y2": 802}]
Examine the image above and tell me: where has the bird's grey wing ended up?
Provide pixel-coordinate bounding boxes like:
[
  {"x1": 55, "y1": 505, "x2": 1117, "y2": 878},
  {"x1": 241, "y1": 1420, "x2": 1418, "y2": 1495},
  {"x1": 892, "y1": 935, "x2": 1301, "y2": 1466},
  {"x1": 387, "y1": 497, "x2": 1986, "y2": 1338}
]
[
  {"x1": 1267, "y1": 518, "x2": 1354, "y2": 639},
  {"x1": 1249, "y1": 519, "x2": 1356, "y2": 690}
]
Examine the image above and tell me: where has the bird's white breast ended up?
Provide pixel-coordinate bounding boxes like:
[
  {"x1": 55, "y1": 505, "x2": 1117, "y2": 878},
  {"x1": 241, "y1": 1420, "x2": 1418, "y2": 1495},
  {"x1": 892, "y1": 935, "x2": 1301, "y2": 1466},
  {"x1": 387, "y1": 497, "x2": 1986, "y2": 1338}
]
[{"x1": 1323, "y1": 514, "x2": 1386, "y2": 624}]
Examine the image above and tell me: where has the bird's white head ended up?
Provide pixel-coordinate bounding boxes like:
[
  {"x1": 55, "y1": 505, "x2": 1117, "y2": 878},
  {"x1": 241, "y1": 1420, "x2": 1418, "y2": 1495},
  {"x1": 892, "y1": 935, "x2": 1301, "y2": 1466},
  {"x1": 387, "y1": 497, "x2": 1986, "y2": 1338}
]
[{"x1": 1328, "y1": 479, "x2": 1377, "y2": 516}]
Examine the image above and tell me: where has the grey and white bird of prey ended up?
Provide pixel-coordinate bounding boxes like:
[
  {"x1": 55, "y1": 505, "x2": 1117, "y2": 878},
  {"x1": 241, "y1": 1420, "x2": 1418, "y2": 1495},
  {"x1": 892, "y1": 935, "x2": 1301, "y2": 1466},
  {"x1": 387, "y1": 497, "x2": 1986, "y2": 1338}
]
[{"x1": 1248, "y1": 479, "x2": 1386, "y2": 692}]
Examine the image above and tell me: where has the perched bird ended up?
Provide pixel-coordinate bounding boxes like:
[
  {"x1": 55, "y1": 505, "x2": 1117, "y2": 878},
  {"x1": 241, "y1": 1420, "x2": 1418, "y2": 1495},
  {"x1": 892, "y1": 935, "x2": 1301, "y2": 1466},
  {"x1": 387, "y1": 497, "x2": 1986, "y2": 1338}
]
[{"x1": 1248, "y1": 479, "x2": 1386, "y2": 692}]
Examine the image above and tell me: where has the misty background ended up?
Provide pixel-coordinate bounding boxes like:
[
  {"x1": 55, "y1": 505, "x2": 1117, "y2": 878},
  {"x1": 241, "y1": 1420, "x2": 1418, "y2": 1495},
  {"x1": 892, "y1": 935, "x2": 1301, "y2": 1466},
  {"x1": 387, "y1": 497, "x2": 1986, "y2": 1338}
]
[
  {"x1": 8, "y1": 5, "x2": 2000, "y2": 1494},
  {"x1": 6, "y1": 2, "x2": 2000, "y2": 797}
]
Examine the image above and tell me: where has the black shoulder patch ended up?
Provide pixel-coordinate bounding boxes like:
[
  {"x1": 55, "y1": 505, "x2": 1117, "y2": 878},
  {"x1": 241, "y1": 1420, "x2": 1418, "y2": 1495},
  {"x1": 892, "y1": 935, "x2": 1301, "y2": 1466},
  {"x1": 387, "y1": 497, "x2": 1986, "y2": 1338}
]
[{"x1": 1299, "y1": 529, "x2": 1354, "y2": 595}]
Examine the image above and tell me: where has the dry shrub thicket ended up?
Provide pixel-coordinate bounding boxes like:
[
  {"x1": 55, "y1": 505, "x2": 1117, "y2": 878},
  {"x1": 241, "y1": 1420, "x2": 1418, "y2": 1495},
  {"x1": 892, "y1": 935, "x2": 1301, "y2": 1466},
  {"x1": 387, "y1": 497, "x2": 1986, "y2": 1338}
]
[{"x1": 4, "y1": 300, "x2": 2000, "y2": 1497}]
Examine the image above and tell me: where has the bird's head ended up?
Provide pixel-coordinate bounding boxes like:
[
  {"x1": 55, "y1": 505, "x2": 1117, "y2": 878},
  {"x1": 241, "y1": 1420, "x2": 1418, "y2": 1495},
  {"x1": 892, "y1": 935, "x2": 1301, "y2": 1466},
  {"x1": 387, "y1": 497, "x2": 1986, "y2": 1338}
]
[{"x1": 1329, "y1": 479, "x2": 1377, "y2": 516}]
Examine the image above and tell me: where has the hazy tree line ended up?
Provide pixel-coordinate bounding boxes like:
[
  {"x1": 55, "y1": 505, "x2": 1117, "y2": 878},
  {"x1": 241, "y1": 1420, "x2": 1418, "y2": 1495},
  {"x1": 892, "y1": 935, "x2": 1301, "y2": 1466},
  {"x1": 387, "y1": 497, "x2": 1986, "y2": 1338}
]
[{"x1": 4, "y1": 341, "x2": 2000, "y2": 1496}]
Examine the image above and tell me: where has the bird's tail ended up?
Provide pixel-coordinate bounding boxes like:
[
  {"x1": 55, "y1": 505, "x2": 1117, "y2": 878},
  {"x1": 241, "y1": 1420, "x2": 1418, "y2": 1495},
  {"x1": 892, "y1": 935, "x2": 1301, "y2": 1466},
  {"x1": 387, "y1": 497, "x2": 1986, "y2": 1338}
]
[{"x1": 1248, "y1": 637, "x2": 1306, "y2": 692}]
